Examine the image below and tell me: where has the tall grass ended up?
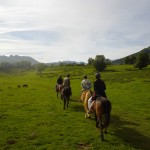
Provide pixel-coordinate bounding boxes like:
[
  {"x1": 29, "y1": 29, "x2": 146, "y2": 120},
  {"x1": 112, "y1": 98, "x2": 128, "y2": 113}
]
[{"x1": 0, "y1": 65, "x2": 150, "y2": 150}]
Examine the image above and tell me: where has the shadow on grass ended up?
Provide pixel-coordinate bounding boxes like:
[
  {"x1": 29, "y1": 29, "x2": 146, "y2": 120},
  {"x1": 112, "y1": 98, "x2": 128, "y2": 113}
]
[
  {"x1": 110, "y1": 115, "x2": 150, "y2": 150},
  {"x1": 69, "y1": 99, "x2": 81, "y2": 103},
  {"x1": 72, "y1": 105, "x2": 84, "y2": 112},
  {"x1": 70, "y1": 98, "x2": 84, "y2": 112}
]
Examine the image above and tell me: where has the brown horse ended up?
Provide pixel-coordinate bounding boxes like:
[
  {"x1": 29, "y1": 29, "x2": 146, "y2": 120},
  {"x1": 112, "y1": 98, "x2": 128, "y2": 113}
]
[
  {"x1": 56, "y1": 84, "x2": 63, "y2": 98},
  {"x1": 61, "y1": 86, "x2": 71, "y2": 109},
  {"x1": 91, "y1": 97, "x2": 111, "y2": 141}
]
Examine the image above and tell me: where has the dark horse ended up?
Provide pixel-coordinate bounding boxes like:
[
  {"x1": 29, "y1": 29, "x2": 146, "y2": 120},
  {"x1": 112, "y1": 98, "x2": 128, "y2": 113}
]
[
  {"x1": 91, "y1": 97, "x2": 111, "y2": 141},
  {"x1": 56, "y1": 84, "x2": 63, "y2": 98},
  {"x1": 61, "y1": 86, "x2": 71, "y2": 109}
]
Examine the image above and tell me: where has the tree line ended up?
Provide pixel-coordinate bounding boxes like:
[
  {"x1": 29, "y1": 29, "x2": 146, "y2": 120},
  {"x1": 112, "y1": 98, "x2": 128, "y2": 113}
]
[
  {"x1": 0, "y1": 50, "x2": 149, "y2": 73},
  {"x1": 124, "y1": 52, "x2": 149, "y2": 70},
  {"x1": 0, "y1": 61, "x2": 48, "y2": 73},
  {"x1": 0, "y1": 61, "x2": 33, "y2": 72},
  {"x1": 88, "y1": 51, "x2": 149, "y2": 72}
]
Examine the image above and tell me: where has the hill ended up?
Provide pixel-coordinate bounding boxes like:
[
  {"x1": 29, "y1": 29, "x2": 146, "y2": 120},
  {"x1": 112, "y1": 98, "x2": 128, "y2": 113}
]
[
  {"x1": 112, "y1": 46, "x2": 150, "y2": 64},
  {"x1": 0, "y1": 55, "x2": 39, "y2": 65}
]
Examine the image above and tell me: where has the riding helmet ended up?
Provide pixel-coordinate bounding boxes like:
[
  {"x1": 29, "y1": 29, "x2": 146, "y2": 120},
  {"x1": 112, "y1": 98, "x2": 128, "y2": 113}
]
[
  {"x1": 67, "y1": 74, "x2": 70, "y2": 77},
  {"x1": 83, "y1": 75, "x2": 87, "y2": 79},
  {"x1": 95, "y1": 73, "x2": 101, "y2": 78}
]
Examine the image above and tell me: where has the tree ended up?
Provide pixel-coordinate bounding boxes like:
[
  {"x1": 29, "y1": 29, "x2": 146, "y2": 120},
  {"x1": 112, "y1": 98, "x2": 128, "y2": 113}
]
[
  {"x1": 125, "y1": 55, "x2": 136, "y2": 64},
  {"x1": 0, "y1": 62, "x2": 12, "y2": 72},
  {"x1": 134, "y1": 52, "x2": 149, "y2": 70},
  {"x1": 124, "y1": 56, "x2": 130, "y2": 64},
  {"x1": 106, "y1": 59, "x2": 112, "y2": 65},
  {"x1": 15, "y1": 61, "x2": 31, "y2": 70},
  {"x1": 93, "y1": 55, "x2": 106, "y2": 72},
  {"x1": 130, "y1": 55, "x2": 136, "y2": 64},
  {"x1": 36, "y1": 63, "x2": 47, "y2": 74},
  {"x1": 88, "y1": 58, "x2": 94, "y2": 65}
]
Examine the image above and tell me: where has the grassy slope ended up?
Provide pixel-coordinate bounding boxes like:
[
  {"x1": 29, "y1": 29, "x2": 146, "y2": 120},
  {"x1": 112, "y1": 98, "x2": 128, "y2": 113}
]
[{"x1": 0, "y1": 65, "x2": 150, "y2": 150}]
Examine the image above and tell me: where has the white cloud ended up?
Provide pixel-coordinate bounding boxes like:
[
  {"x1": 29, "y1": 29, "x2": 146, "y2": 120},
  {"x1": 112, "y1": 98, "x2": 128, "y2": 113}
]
[{"x1": 0, "y1": 0, "x2": 150, "y2": 63}]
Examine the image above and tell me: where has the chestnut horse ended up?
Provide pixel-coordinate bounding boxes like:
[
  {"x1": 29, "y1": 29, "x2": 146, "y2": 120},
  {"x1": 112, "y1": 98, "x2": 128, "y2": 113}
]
[
  {"x1": 91, "y1": 97, "x2": 111, "y2": 141},
  {"x1": 56, "y1": 84, "x2": 63, "y2": 98},
  {"x1": 61, "y1": 86, "x2": 71, "y2": 109},
  {"x1": 80, "y1": 90, "x2": 92, "y2": 118}
]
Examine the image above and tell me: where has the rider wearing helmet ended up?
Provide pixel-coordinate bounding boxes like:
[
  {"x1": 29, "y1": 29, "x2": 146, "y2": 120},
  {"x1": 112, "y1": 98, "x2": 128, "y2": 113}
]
[
  {"x1": 57, "y1": 76, "x2": 63, "y2": 85},
  {"x1": 63, "y1": 74, "x2": 70, "y2": 87},
  {"x1": 94, "y1": 73, "x2": 107, "y2": 98},
  {"x1": 88, "y1": 73, "x2": 107, "y2": 114},
  {"x1": 56, "y1": 75, "x2": 63, "y2": 92},
  {"x1": 63, "y1": 74, "x2": 72, "y2": 95}
]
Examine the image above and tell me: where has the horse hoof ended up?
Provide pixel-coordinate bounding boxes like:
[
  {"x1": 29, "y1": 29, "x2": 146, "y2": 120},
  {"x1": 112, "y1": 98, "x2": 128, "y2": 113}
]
[
  {"x1": 100, "y1": 135, "x2": 104, "y2": 141},
  {"x1": 87, "y1": 115, "x2": 91, "y2": 118},
  {"x1": 85, "y1": 114, "x2": 87, "y2": 119}
]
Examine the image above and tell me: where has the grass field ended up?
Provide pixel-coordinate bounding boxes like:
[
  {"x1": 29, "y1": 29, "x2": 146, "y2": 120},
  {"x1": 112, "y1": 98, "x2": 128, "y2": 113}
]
[{"x1": 0, "y1": 65, "x2": 150, "y2": 150}]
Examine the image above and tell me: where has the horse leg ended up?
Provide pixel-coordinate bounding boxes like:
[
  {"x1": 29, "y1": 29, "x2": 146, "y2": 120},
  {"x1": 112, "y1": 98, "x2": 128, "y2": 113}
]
[
  {"x1": 104, "y1": 128, "x2": 107, "y2": 134},
  {"x1": 100, "y1": 127, "x2": 104, "y2": 141},
  {"x1": 85, "y1": 113, "x2": 87, "y2": 118},
  {"x1": 64, "y1": 97, "x2": 66, "y2": 109},
  {"x1": 99, "y1": 117, "x2": 104, "y2": 141},
  {"x1": 96, "y1": 114, "x2": 104, "y2": 141},
  {"x1": 95, "y1": 113, "x2": 99, "y2": 128},
  {"x1": 66, "y1": 97, "x2": 69, "y2": 108},
  {"x1": 57, "y1": 92, "x2": 58, "y2": 98}
]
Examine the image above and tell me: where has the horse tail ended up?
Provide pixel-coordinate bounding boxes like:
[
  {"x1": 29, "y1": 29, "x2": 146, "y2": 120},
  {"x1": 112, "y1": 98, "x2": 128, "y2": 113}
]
[{"x1": 104, "y1": 100, "x2": 111, "y2": 128}]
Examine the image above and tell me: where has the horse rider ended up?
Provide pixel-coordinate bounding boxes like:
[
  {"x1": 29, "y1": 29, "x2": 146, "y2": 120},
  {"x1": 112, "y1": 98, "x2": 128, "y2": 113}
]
[
  {"x1": 57, "y1": 75, "x2": 63, "y2": 85},
  {"x1": 56, "y1": 75, "x2": 63, "y2": 91},
  {"x1": 63, "y1": 74, "x2": 72, "y2": 95},
  {"x1": 81, "y1": 75, "x2": 92, "y2": 93},
  {"x1": 88, "y1": 73, "x2": 107, "y2": 113}
]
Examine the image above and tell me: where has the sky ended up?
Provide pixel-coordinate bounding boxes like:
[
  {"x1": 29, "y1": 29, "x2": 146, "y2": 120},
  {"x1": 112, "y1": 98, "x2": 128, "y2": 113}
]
[{"x1": 0, "y1": 0, "x2": 150, "y2": 63}]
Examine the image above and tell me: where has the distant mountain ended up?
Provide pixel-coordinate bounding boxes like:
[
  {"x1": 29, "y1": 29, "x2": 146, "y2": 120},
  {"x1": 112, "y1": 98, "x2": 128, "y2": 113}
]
[
  {"x1": 112, "y1": 46, "x2": 150, "y2": 64},
  {"x1": 0, "y1": 55, "x2": 39, "y2": 65}
]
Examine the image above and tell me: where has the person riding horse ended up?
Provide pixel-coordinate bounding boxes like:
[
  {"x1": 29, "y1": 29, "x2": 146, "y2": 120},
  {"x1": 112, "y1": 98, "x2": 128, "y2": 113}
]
[
  {"x1": 81, "y1": 75, "x2": 92, "y2": 92},
  {"x1": 88, "y1": 73, "x2": 107, "y2": 113},
  {"x1": 63, "y1": 74, "x2": 72, "y2": 95},
  {"x1": 56, "y1": 76, "x2": 63, "y2": 91},
  {"x1": 57, "y1": 76, "x2": 63, "y2": 85}
]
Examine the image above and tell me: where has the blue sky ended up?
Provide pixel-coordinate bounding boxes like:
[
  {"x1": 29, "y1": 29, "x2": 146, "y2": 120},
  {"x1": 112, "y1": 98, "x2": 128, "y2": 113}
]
[{"x1": 0, "y1": 0, "x2": 150, "y2": 63}]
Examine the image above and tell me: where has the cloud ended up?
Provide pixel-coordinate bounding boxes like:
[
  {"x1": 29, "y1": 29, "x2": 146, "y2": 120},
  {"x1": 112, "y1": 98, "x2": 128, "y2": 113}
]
[
  {"x1": 0, "y1": 0, "x2": 150, "y2": 63},
  {"x1": 1, "y1": 30, "x2": 61, "y2": 45}
]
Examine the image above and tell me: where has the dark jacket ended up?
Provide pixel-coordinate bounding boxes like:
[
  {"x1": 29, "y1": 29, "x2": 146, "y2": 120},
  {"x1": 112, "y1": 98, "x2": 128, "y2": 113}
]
[
  {"x1": 94, "y1": 78, "x2": 107, "y2": 98},
  {"x1": 57, "y1": 77, "x2": 63, "y2": 85}
]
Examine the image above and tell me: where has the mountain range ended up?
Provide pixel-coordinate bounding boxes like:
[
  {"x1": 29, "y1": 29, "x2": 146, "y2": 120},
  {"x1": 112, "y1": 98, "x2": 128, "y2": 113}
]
[
  {"x1": 0, "y1": 55, "x2": 39, "y2": 65},
  {"x1": 0, "y1": 46, "x2": 150, "y2": 65}
]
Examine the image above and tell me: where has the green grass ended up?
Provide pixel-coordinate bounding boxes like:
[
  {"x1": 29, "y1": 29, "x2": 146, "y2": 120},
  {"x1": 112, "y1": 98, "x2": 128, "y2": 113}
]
[{"x1": 0, "y1": 65, "x2": 150, "y2": 150}]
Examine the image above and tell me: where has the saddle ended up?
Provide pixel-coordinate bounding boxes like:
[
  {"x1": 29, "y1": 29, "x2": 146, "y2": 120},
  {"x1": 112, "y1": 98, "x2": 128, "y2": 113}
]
[{"x1": 96, "y1": 96, "x2": 107, "y2": 102}]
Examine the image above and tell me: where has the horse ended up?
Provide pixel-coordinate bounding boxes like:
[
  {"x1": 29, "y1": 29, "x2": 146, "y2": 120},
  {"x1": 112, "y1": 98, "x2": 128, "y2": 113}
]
[
  {"x1": 91, "y1": 97, "x2": 111, "y2": 141},
  {"x1": 56, "y1": 84, "x2": 63, "y2": 98},
  {"x1": 61, "y1": 86, "x2": 71, "y2": 109},
  {"x1": 80, "y1": 90, "x2": 92, "y2": 118}
]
